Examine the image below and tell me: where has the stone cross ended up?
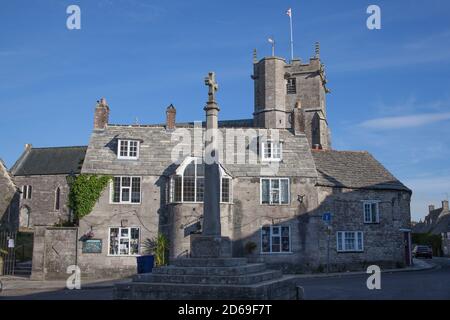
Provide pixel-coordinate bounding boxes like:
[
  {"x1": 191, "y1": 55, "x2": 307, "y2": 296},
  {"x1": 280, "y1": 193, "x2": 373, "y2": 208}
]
[{"x1": 204, "y1": 72, "x2": 219, "y2": 103}]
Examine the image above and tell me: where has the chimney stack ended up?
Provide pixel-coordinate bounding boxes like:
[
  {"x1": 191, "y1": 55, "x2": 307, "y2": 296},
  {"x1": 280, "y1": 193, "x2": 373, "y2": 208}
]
[
  {"x1": 94, "y1": 98, "x2": 109, "y2": 130},
  {"x1": 429, "y1": 204, "x2": 435, "y2": 212},
  {"x1": 166, "y1": 104, "x2": 176, "y2": 130},
  {"x1": 442, "y1": 200, "x2": 449, "y2": 212}
]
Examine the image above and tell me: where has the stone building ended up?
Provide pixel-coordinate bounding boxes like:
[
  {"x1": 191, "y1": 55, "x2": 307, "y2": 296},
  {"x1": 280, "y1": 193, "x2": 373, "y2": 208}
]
[
  {"x1": 0, "y1": 159, "x2": 19, "y2": 231},
  {"x1": 72, "y1": 51, "x2": 412, "y2": 278},
  {"x1": 413, "y1": 200, "x2": 450, "y2": 256},
  {"x1": 9, "y1": 144, "x2": 87, "y2": 279}
]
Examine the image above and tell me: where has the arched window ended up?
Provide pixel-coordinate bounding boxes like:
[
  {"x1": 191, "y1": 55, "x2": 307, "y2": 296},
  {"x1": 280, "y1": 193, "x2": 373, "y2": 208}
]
[
  {"x1": 55, "y1": 187, "x2": 61, "y2": 211},
  {"x1": 169, "y1": 157, "x2": 232, "y2": 204}
]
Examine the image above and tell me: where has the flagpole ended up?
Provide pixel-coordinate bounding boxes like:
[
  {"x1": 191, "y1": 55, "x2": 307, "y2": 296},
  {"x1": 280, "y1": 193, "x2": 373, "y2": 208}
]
[{"x1": 289, "y1": 11, "x2": 294, "y2": 61}]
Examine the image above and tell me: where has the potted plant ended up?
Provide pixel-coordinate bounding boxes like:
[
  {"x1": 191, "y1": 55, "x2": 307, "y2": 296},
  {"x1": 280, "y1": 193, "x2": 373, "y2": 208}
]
[{"x1": 140, "y1": 234, "x2": 170, "y2": 273}]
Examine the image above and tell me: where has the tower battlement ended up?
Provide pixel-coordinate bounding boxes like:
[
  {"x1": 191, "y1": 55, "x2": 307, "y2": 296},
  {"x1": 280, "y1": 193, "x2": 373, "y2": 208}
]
[{"x1": 252, "y1": 46, "x2": 331, "y2": 150}]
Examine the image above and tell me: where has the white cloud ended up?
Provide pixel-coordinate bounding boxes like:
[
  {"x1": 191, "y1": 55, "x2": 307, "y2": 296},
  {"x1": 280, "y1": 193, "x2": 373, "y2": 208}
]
[{"x1": 359, "y1": 112, "x2": 450, "y2": 130}]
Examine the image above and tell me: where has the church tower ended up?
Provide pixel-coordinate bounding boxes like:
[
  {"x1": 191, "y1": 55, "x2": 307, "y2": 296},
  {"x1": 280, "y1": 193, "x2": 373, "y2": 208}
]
[{"x1": 252, "y1": 43, "x2": 331, "y2": 149}]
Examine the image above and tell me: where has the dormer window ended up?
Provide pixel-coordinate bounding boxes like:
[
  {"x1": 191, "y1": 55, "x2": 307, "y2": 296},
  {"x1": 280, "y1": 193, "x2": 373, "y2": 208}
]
[
  {"x1": 118, "y1": 139, "x2": 139, "y2": 160},
  {"x1": 261, "y1": 140, "x2": 282, "y2": 161}
]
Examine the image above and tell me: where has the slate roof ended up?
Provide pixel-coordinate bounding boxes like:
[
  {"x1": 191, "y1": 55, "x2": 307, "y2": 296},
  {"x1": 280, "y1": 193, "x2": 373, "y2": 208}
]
[
  {"x1": 311, "y1": 150, "x2": 411, "y2": 192},
  {"x1": 11, "y1": 146, "x2": 87, "y2": 176},
  {"x1": 82, "y1": 125, "x2": 318, "y2": 178}
]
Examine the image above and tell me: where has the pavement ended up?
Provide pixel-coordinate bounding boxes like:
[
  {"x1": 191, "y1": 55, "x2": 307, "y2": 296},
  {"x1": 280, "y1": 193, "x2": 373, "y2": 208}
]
[{"x1": 0, "y1": 257, "x2": 446, "y2": 300}]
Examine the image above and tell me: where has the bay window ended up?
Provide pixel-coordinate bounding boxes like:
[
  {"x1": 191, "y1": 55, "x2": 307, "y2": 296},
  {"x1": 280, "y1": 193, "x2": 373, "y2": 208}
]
[{"x1": 169, "y1": 157, "x2": 232, "y2": 203}]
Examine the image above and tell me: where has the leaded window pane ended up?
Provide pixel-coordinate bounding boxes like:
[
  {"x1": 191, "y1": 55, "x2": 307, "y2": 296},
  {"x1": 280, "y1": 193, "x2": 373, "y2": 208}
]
[
  {"x1": 131, "y1": 177, "x2": 141, "y2": 203},
  {"x1": 221, "y1": 178, "x2": 230, "y2": 203},
  {"x1": 173, "y1": 176, "x2": 182, "y2": 202},
  {"x1": 261, "y1": 227, "x2": 270, "y2": 253},
  {"x1": 113, "y1": 177, "x2": 121, "y2": 203},
  {"x1": 196, "y1": 177, "x2": 204, "y2": 202},
  {"x1": 109, "y1": 228, "x2": 119, "y2": 255},
  {"x1": 280, "y1": 179, "x2": 289, "y2": 204},
  {"x1": 183, "y1": 177, "x2": 195, "y2": 202},
  {"x1": 261, "y1": 179, "x2": 270, "y2": 204}
]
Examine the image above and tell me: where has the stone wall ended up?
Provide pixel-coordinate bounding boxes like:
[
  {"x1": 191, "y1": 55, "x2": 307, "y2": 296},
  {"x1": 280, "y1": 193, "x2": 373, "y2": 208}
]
[
  {"x1": 13, "y1": 175, "x2": 72, "y2": 228},
  {"x1": 31, "y1": 226, "x2": 77, "y2": 280}
]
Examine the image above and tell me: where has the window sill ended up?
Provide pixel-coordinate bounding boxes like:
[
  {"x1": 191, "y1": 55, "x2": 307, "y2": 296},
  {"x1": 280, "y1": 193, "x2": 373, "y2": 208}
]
[
  {"x1": 260, "y1": 252, "x2": 293, "y2": 255},
  {"x1": 107, "y1": 254, "x2": 140, "y2": 257},
  {"x1": 110, "y1": 202, "x2": 141, "y2": 205},
  {"x1": 364, "y1": 222, "x2": 380, "y2": 225},
  {"x1": 117, "y1": 158, "x2": 139, "y2": 161},
  {"x1": 336, "y1": 251, "x2": 364, "y2": 253}
]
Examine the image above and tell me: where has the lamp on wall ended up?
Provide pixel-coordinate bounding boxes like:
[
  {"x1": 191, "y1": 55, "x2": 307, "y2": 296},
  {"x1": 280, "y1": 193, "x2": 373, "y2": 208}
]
[{"x1": 297, "y1": 194, "x2": 305, "y2": 203}]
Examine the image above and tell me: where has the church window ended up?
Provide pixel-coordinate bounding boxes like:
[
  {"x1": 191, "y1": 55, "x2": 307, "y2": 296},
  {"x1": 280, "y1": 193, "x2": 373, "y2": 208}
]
[
  {"x1": 261, "y1": 140, "x2": 282, "y2": 161},
  {"x1": 286, "y1": 78, "x2": 296, "y2": 94},
  {"x1": 260, "y1": 178, "x2": 289, "y2": 205},
  {"x1": 169, "y1": 158, "x2": 232, "y2": 204},
  {"x1": 363, "y1": 201, "x2": 380, "y2": 223},
  {"x1": 55, "y1": 187, "x2": 61, "y2": 211},
  {"x1": 261, "y1": 225, "x2": 291, "y2": 253},
  {"x1": 111, "y1": 177, "x2": 141, "y2": 204},
  {"x1": 118, "y1": 139, "x2": 140, "y2": 160},
  {"x1": 336, "y1": 231, "x2": 364, "y2": 252},
  {"x1": 109, "y1": 227, "x2": 140, "y2": 256},
  {"x1": 22, "y1": 185, "x2": 32, "y2": 199}
]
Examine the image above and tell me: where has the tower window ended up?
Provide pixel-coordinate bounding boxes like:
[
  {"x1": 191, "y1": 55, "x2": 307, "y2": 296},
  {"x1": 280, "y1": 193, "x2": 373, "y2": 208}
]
[{"x1": 286, "y1": 78, "x2": 296, "y2": 94}]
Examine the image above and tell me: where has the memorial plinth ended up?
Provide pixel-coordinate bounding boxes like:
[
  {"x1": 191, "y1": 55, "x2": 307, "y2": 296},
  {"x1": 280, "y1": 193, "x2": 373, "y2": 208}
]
[{"x1": 114, "y1": 72, "x2": 301, "y2": 300}]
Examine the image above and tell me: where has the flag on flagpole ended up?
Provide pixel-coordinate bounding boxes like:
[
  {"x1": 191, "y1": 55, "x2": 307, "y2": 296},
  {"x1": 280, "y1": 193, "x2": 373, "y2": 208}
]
[{"x1": 286, "y1": 8, "x2": 292, "y2": 18}]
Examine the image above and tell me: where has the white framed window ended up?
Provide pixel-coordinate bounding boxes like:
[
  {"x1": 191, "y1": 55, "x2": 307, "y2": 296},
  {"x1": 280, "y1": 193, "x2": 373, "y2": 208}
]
[
  {"x1": 109, "y1": 227, "x2": 140, "y2": 256},
  {"x1": 117, "y1": 139, "x2": 140, "y2": 160},
  {"x1": 169, "y1": 158, "x2": 232, "y2": 204},
  {"x1": 363, "y1": 201, "x2": 380, "y2": 224},
  {"x1": 337, "y1": 231, "x2": 364, "y2": 252},
  {"x1": 22, "y1": 185, "x2": 32, "y2": 199},
  {"x1": 111, "y1": 177, "x2": 141, "y2": 204},
  {"x1": 260, "y1": 178, "x2": 289, "y2": 205},
  {"x1": 261, "y1": 140, "x2": 282, "y2": 161},
  {"x1": 261, "y1": 225, "x2": 291, "y2": 253}
]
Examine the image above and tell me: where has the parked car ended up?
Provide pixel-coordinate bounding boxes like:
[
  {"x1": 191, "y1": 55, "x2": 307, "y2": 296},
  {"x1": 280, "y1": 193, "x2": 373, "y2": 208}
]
[{"x1": 412, "y1": 245, "x2": 433, "y2": 259}]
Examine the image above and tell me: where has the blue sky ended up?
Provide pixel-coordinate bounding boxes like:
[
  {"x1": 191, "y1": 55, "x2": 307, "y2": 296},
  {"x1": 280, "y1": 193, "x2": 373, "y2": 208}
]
[{"x1": 1, "y1": 0, "x2": 449, "y2": 221}]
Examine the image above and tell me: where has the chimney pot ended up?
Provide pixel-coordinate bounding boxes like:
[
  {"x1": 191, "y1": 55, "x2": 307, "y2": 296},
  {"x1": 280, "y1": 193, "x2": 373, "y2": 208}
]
[
  {"x1": 166, "y1": 104, "x2": 176, "y2": 130},
  {"x1": 25, "y1": 144, "x2": 32, "y2": 151}
]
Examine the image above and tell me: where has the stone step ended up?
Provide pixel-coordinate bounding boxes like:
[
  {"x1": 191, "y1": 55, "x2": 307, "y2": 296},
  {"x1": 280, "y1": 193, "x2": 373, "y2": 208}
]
[
  {"x1": 151, "y1": 263, "x2": 267, "y2": 276},
  {"x1": 134, "y1": 270, "x2": 282, "y2": 285},
  {"x1": 171, "y1": 258, "x2": 248, "y2": 268},
  {"x1": 114, "y1": 275, "x2": 302, "y2": 300}
]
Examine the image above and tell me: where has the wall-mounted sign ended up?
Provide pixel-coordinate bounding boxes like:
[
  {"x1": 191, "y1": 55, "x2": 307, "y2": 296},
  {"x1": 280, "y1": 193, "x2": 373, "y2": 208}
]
[
  {"x1": 8, "y1": 238, "x2": 15, "y2": 248},
  {"x1": 82, "y1": 239, "x2": 102, "y2": 254}
]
